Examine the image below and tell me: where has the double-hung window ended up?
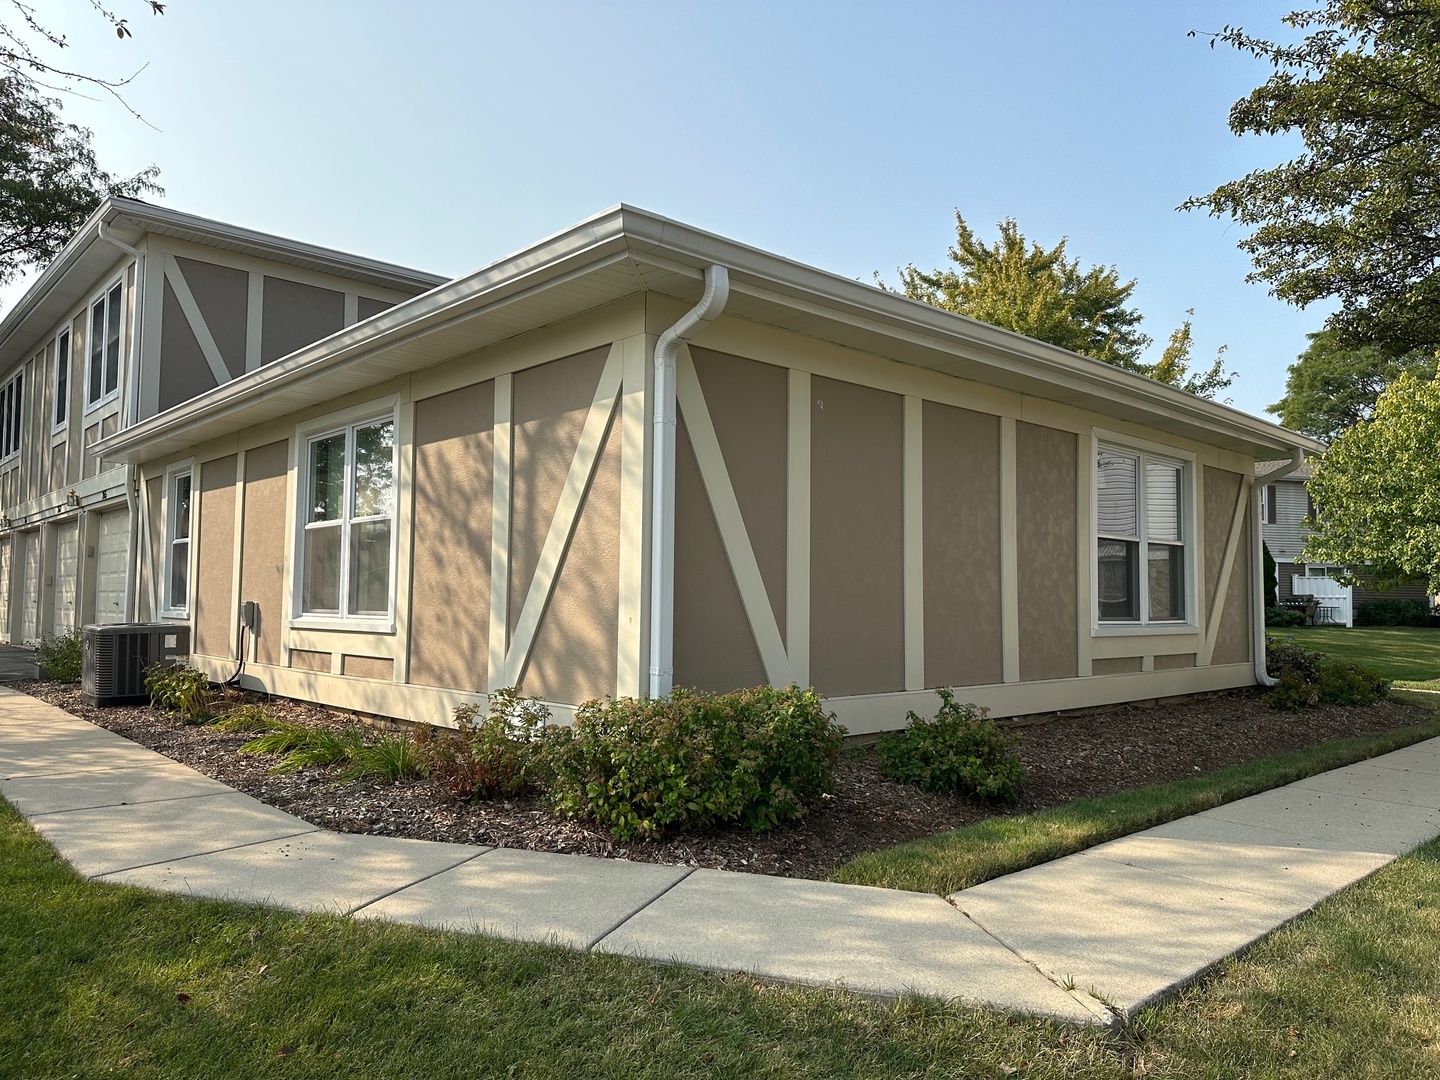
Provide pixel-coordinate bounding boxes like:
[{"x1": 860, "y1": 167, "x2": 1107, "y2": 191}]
[
  {"x1": 300, "y1": 416, "x2": 395, "y2": 621},
  {"x1": 87, "y1": 280, "x2": 123, "y2": 408},
  {"x1": 53, "y1": 328, "x2": 70, "y2": 430},
  {"x1": 165, "y1": 469, "x2": 193, "y2": 615},
  {"x1": 1096, "y1": 443, "x2": 1188, "y2": 624},
  {"x1": 0, "y1": 370, "x2": 23, "y2": 461}
]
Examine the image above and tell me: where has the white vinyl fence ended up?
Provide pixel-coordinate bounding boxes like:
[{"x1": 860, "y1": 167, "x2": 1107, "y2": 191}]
[{"x1": 1291, "y1": 574, "x2": 1354, "y2": 627}]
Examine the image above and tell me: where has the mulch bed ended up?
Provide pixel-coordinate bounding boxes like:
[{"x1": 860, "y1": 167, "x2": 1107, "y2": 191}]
[{"x1": 14, "y1": 681, "x2": 1432, "y2": 881}]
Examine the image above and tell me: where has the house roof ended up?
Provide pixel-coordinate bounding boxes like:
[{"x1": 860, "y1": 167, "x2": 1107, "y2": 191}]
[
  {"x1": 0, "y1": 198, "x2": 448, "y2": 376},
  {"x1": 1256, "y1": 459, "x2": 1315, "y2": 480},
  {"x1": 94, "y1": 204, "x2": 1328, "y2": 466}
]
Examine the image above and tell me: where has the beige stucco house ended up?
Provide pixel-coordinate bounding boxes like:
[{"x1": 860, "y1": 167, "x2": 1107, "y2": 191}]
[
  {"x1": 0, "y1": 199, "x2": 442, "y2": 646},
  {"x1": 95, "y1": 206, "x2": 1323, "y2": 735}
]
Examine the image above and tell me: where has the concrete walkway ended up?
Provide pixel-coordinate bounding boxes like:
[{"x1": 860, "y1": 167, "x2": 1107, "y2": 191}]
[{"x1": 3, "y1": 686, "x2": 1439, "y2": 1025}]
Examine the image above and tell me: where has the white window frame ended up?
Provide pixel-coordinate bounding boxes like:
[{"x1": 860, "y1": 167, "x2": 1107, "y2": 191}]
[
  {"x1": 52, "y1": 326, "x2": 71, "y2": 433},
  {"x1": 84, "y1": 275, "x2": 126, "y2": 413},
  {"x1": 288, "y1": 399, "x2": 400, "y2": 634},
  {"x1": 0, "y1": 367, "x2": 24, "y2": 464},
  {"x1": 1090, "y1": 431, "x2": 1198, "y2": 635},
  {"x1": 160, "y1": 460, "x2": 195, "y2": 619}
]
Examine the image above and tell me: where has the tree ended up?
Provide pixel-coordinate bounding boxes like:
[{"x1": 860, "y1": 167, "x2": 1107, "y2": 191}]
[
  {"x1": 1267, "y1": 329, "x2": 1438, "y2": 442},
  {"x1": 3, "y1": 1, "x2": 166, "y2": 112},
  {"x1": 0, "y1": 78, "x2": 160, "y2": 285},
  {"x1": 1304, "y1": 371, "x2": 1440, "y2": 592},
  {"x1": 1185, "y1": 2, "x2": 1440, "y2": 355},
  {"x1": 889, "y1": 213, "x2": 1234, "y2": 398}
]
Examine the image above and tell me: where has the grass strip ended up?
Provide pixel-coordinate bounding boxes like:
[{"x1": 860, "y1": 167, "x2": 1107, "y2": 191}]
[{"x1": 830, "y1": 713, "x2": 1440, "y2": 897}]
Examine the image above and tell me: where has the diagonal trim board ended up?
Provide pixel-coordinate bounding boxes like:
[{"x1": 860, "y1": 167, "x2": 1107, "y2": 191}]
[
  {"x1": 499, "y1": 345, "x2": 624, "y2": 688},
  {"x1": 163, "y1": 254, "x2": 232, "y2": 388},
  {"x1": 1199, "y1": 473, "x2": 1252, "y2": 666},
  {"x1": 675, "y1": 347, "x2": 790, "y2": 686}
]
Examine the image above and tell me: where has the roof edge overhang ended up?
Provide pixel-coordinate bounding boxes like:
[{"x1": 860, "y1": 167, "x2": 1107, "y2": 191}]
[{"x1": 95, "y1": 204, "x2": 1324, "y2": 466}]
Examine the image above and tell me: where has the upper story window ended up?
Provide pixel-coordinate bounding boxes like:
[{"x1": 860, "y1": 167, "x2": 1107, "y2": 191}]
[
  {"x1": 1262, "y1": 483, "x2": 1275, "y2": 525},
  {"x1": 53, "y1": 328, "x2": 71, "y2": 430},
  {"x1": 0, "y1": 370, "x2": 23, "y2": 462},
  {"x1": 299, "y1": 415, "x2": 395, "y2": 621},
  {"x1": 165, "y1": 468, "x2": 193, "y2": 615},
  {"x1": 87, "y1": 280, "x2": 124, "y2": 408},
  {"x1": 1096, "y1": 443, "x2": 1189, "y2": 625}
]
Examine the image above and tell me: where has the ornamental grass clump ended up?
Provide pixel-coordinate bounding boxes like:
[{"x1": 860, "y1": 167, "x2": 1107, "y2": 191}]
[
  {"x1": 878, "y1": 689, "x2": 1024, "y2": 801},
  {"x1": 420, "y1": 688, "x2": 551, "y2": 800},
  {"x1": 545, "y1": 686, "x2": 844, "y2": 841}
]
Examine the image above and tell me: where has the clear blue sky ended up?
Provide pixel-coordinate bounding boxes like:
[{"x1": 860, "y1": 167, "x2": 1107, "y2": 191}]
[{"x1": 17, "y1": 0, "x2": 1323, "y2": 420}]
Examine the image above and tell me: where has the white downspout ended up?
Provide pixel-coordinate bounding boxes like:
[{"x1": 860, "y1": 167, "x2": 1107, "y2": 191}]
[
  {"x1": 97, "y1": 219, "x2": 145, "y2": 623},
  {"x1": 1252, "y1": 448, "x2": 1306, "y2": 686},
  {"x1": 648, "y1": 265, "x2": 730, "y2": 698}
]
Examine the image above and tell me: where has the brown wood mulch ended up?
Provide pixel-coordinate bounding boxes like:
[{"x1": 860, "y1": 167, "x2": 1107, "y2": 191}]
[{"x1": 14, "y1": 681, "x2": 1431, "y2": 882}]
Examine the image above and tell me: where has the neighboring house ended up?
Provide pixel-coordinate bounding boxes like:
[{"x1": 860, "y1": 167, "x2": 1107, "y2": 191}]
[
  {"x1": 96, "y1": 205, "x2": 1322, "y2": 735},
  {"x1": 1258, "y1": 460, "x2": 1430, "y2": 622},
  {"x1": 0, "y1": 199, "x2": 445, "y2": 643}
]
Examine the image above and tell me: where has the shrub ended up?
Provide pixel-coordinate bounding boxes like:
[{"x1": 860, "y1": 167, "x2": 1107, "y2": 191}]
[
  {"x1": 420, "y1": 688, "x2": 550, "y2": 801},
  {"x1": 343, "y1": 733, "x2": 425, "y2": 782},
  {"x1": 1263, "y1": 543, "x2": 1278, "y2": 608},
  {"x1": 546, "y1": 686, "x2": 844, "y2": 841},
  {"x1": 35, "y1": 632, "x2": 81, "y2": 682},
  {"x1": 1263, "y1": 639, "x2": 1390, "y2": 709},
  {"x1": 1265, "y1": 605, "x2": 1305, "y2": 628},
  {"x1": 877, "y1": 689, "x2": 1024, "y2": 800},
  {"x1": 144, "y1": 662, "x2": 214, "y2": 723},
  {"x1": 1354, "y1": 598, "x2": 1431, "y2": 627}
]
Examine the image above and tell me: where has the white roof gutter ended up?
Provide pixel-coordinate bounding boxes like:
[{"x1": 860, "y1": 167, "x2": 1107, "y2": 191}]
[{"x1": 648, "y1": 264, "x2": 730, "y2": 698}]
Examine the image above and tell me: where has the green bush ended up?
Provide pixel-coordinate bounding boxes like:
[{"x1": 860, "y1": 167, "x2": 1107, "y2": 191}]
[
  {"x1": 144, "y1": 663, "x2": 214, "y2": 723},
  {"x1": 1355, "y1": 598, "x2": 1431, "y2": 627},
  {"x1": 34, "y1": 632, "x2": 81, "y2": 682},
  {"x1": 1265, "y1": 605, "x2": 1305, "y2": 628},
  {"x1": 421, "y1": 688, "x2": 550, "y2": 801},
  {"x1": 877, "y1": 689, "x2": 1024, "y2": 800},
  {"x1": 1263, "y1": 543, "x2": 1278, "y2": 608},
  {"x1": 545, "y1": 686, "x2": 844, "y2": 841},
  {"x1": 1263, "y1": 639, "x2": 1390, "y2": 709}
]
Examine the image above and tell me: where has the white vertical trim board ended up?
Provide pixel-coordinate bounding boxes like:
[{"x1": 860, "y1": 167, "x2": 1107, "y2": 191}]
[
  {"x1": 245, "y1": 273, "x2": 264, "y2": 373},
  {"x1": 902, "y1": 396, "x2": 924, "y2": 691},
  {"x1": 500, "y1": 346, "x2": 624, "y2": 688},
  {"x1": 616, "y1": 335, "x2": 649, "y2": 697},
  {"x1": 786, "y1": 368, "x2": 811, "y2": 688},
  {"x1": 487, "y1": 373, "x2": 513, "y2": 691},
  {"x1": 676, "y1": 347, "x2": 789, "y2": 687},
  {"x1": 163, "y1": 255, "x2": 232, "y2": 387},
  {"x1": 392, "y1": 399, "x2": 417, "y2": 684},
  {"x1": 343, "y1": 293, "x2": 359, "y2": 327},
  {"x1": 1000, "y1": 416, "x2": 1020, "y2": 683}
]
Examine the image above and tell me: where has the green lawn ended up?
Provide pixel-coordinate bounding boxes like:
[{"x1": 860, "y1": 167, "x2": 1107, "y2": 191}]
[
  {"x1": 4, "y1": 798, "x2": 1440, "y2": 1078},
  {"x1": 1269, "y1": 625, "x2": 1440, "y2": 689},
  {"x1": 830, "y1": 718, "x2": 1440, "y2": 896}
]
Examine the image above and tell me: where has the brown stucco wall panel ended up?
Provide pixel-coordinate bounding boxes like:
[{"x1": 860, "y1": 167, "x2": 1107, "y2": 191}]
[
  {"x1": 688, "y1": 348, "x2": 788, "y2": 631},
  {"x1": 519, "y1": 409, "x2": 621, "y2": 703},
  {"x1": 1016, "y1": 422, "x2": 1078, "y2": 682},
  {"x1": 408, "y1": 380, "x2": 494, "y2": 693},
  {"x1": 289, "y1": 649, "x2": 330, "y2": 672},
  {"x1": 194, "y1": 456, "x2": 237, "y2": 658},
  {"x1": 1092, "y1": 656, "x2": 1143, "y2": 676},
  {"x1": 1154, "y1": 653, "x2": 1197, "y2": 670},
  {"x1": 159, "y1": 278, "x2": 220, "y2": 412},
  {"x1": 1204, "y1": 467, "x2": 1253, "y2": 666},
  {"x1": 141, "y1": 475, "x2": 164, "y2": 622},
  {"x1": 261, "y1": 277, "x2": 345, "y2": 364},
  {"x1": 922, "y1": 401, "x2": 1003, "y2": 688},
  {"x1": 508, "y1": 348, "x2": 609, "y2": 642},
  {"x1": 672, "y1": 417, "x2": 767, "y2": 692},
  {"x1": 342, "y1": 655, "x2": 393, "y2": 680},
  {"x1": 809, "y1": 376, "x2": 904, "y2": 697},
  {"x1": 240, "y1": 440, "x2": 290, "y2": 666},
  {"x1": 357, "y1": 297, "x2": 393, "y2": 322},
  {"x1": 175, "y1": 256, "x2": 248, "y2": 379}
]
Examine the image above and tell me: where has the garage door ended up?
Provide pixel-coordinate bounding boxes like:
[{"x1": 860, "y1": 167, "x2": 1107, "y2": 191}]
[
  {"x1": 94, "y1": 510, "x2": 129, "y2": 625},
  {"x1": 52, "y1": 521, "x2": 79, "y2": 635},
  {"x1": 19, "y1": 530, "x2": 40, "y2": 642},
  {"x1": 0, "y1": 537, "x2": 10, "y2": 643}
]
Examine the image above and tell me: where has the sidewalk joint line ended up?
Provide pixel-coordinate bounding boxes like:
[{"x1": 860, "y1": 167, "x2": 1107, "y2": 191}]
[
  {"x1": 92, "y1": 827, "x2": 323, "y2": 879},
  {"x1": 587, "y1": 865, "x2": 697, "y2": 951},
  {"x1": 30, "y1": 788, "x2": 236, "y2": 817},
  {"x1": 343, "y1": 848, "x2": 492, "y2": 917}
]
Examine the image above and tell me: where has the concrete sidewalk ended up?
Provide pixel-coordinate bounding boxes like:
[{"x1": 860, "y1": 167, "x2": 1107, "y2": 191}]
[{"x1": 3, "y1": 686, "x2": 1438, "y2": 1024}]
